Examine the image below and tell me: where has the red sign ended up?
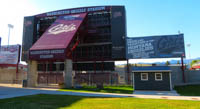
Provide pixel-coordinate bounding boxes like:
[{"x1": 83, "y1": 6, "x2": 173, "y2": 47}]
[{"x1": 29, "y1": 13, "x2": 87, "y2": 60}]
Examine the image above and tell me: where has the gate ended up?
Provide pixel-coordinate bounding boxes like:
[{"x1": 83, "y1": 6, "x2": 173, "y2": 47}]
[
  {"x1": 75, "y1": 72, "x2": 118, "y2": 85},
  {"x1": 38, "y1": 72, "x2": 64, "y2": 84}
]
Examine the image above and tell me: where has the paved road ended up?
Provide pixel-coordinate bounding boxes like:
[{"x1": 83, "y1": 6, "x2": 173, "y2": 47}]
[
  {"x1": 0, "y1": 85, "x2": 200, "y2": 101},
  {"x1": 0, "y1": 86, "x2": 133, "y2": 99}
]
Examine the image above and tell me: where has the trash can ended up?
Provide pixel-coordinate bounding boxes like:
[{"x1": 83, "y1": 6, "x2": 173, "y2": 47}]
[
  {"x1": 22, "y1": 80, "x2": 27, "y2": 87},
  {"x1": 96, "y1": 83, "x2": 103, "y2": 89}
]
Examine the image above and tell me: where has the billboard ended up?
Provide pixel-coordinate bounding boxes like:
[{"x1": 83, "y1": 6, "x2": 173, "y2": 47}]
[
  {"x1": 0, "y1": 45, "x2": 21, "y2": 64},
  {"x1": 126, "y1": 34, "x2": 185, "y2": 59}
]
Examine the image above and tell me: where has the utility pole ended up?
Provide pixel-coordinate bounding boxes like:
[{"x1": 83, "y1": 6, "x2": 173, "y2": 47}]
[
  {"x1": 8, "y1": 24, "x2": 14, "y2": 46},
  {"x1": 126, "y1": 59, "x2": 130, "y2": 84},
  {"x1": 181, "y1": 56, "x2": 186, "y2": 83},
  {"x1": 187, "y1": 44, "x2": 191, "y2": 67}
]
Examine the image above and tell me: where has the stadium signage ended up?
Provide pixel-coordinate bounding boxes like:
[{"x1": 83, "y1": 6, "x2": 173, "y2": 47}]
[
  {"x1": 30, "y1": 49, "x2": 65, "y2": 59},
  {"x1": 30, "y1": 49, "x2": 64, "y2": 55},
  {"x1": 46, "y1": 6, "x2": 106, "y2": 16}
]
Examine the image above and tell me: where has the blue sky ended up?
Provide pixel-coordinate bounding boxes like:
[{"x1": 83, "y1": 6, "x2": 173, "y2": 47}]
[{"x1": 0, "y1": 0, "x2": 199, "y2": 63}]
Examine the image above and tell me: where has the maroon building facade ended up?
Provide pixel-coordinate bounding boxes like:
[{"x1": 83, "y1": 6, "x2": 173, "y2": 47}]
[{"x1": 22, "y1": 6, "x2": 126, "y2": 85}]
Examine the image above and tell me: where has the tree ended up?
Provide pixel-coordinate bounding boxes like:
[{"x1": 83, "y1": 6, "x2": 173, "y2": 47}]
[
  {"x1": 165, "y1": 61, "x2": 170, "y2": 66},
  {"x1": 190, "y1": 60, "x2": 200, "y2": 67},
  {"x1": 177, "y1": 60, "x2": 180, "y2": 64}
]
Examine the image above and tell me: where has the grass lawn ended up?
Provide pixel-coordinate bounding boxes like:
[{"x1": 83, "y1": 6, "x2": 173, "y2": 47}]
[
  {"x1": 175, "y1": 85, "x2": 200, "y2": 96},
  {"x1": 58, "y1": 85, "x2": 133, "y2": 94},
  {"x1": 0, "y1": 94, "x2": 200, "y2": 109}
]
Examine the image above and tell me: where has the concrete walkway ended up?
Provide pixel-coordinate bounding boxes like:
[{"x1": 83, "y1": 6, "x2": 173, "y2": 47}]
[
  {"x1": 0, "y1": 84, "x2": 200, "y2": 101},
  {"x1": 133, "y1": 90, "x2": 180, "y2": 96}
]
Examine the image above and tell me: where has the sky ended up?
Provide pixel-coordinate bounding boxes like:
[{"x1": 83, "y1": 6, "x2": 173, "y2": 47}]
[{"x1": 0, "y1": 0, "x2": 199, "y2": 63}]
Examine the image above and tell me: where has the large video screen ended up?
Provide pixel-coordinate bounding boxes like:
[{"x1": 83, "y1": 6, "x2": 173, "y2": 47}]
[
  {"x1": 22, "y1": 16, "x2": 35, "y2": 61},
  {"x1": 126, "y1": 34, "x2": 185, "y2": 59},
  {"x1": 111, "y1": 6, "x2": 126, "y2": 60}
]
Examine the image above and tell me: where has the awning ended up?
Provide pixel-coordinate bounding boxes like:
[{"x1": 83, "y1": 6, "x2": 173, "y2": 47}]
[{"x1": 29, "y1": 13, "x2": 87, "y2": 60}]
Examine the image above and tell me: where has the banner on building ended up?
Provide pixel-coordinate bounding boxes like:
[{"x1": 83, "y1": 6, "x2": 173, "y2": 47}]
[
  {"x1": 0, "y1": 45, "x2": 21, "y2": 64},
  {"x1": 126, "y1": 34, "x2": 185, "y2": 59}
]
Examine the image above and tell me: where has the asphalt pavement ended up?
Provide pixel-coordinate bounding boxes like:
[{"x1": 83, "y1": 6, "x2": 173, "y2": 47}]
[{"x1": 0, "y1": 84, "x2": 200, "y2": 101}]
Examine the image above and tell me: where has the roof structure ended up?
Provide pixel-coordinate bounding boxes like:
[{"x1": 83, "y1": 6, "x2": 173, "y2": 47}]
[{"x1": 132, "y1": 66, "x2": 171, "y2": 72}]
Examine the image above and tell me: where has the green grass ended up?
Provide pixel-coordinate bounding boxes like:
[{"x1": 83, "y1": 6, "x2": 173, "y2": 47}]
[
  {"x1": 59, "y1": 85, "x2": 133, "y2": 94},
  {"x1": 175, "y1": 85, "x2": 200, "y2": 96},
  {"x1": 0, "y1": 94, "x2": 200, "y2": 109}
]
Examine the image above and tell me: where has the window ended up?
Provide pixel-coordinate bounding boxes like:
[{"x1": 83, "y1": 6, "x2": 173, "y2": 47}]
[
  {"x1": 141, "y1": 73, "x2": 148, "y2": 81},
  {"x1": 155, "y1": 73, "x2": 162, "y2": 81},
  {"x1": 47, "y1": 63, "x2": 56, "y2": 71},
  {"x1": 59, "y1": 63, "x2": 64, "y2": 71},
  {"x1": 37, "y1": 63, "x2": 47, "y2": 71}
]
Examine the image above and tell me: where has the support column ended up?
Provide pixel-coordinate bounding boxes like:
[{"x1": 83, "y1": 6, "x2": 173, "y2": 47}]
[
  {"x1": 27, "y1": 60, "x2": 38, "y2": 87},
  {"x1": 64, "y1": 59, "x2": 73, "y2": 88}
]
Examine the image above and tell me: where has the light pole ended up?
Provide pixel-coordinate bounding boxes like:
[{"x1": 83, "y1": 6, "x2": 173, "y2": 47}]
[
  {"x1": 8, "y1": 24, "x2": 14, "y2": 46},
  {"x1": 187, "y1": 44, "x2": 191, "y2": 67}
]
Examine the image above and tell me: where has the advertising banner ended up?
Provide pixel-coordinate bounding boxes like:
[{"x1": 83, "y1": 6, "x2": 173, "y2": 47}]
[
  {"x1": 0, "y1": 45, "x2": 20, "y2": 64},
  {"x1": 126, "y1": 34, "x2": 185, "y2": 59}
]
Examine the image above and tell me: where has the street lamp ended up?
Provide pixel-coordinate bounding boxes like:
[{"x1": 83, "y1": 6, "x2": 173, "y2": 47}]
[
  {"x1": 187, "y1": 43, "x2": 191, "y2": 67},
  {"x1": 8, "y1": 24, "x2": 14, "y2": 46}
]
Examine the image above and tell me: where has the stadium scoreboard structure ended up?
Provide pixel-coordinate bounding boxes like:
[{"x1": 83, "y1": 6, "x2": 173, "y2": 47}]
[{"x1": 22, "y1": 6, "x2": 126, "y2": 72}]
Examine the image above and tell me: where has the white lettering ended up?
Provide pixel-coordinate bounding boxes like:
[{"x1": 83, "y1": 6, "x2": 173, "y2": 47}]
[
  {"x1": 30, "y1": 50, "x2": 64, "y2": 55},
  {"x1": 40, "y1": 55, "x2": 53, "y2": 59},
  {"x1": 87, "y1": 7, "x2": 105, "y2": 12},
  {"x1": 70, "y1": 8, "x2": 86, "y2": 14},
  {"x1": 48, "y1": 24, "x2": 76, "y2": 35},
  {"x1": 50, "y1": 50, "x2": 64, "y2": 54},
  {"x1": 46, "y1": 7, "x2": 106, "y2": 16}
]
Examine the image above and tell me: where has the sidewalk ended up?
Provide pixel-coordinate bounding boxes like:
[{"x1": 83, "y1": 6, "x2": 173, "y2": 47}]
[
  {"x1": 0, "y1": 84, "x2": 200, "y2": 101},
  {"x1": 0, "y1": 83, "x2": 22, "y2": 88},
  {"x1": 133, "y1": 90, "x2": 180, "y2": 96}
]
